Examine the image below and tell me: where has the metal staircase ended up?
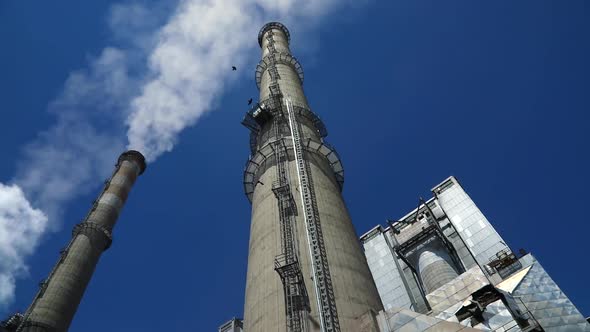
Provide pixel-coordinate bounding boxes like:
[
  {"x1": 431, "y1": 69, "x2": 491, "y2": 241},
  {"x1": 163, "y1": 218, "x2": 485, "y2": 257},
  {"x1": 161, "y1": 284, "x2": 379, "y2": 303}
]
[{"x1": 272, "y1": 117, "x2": 311, "y2": 332}]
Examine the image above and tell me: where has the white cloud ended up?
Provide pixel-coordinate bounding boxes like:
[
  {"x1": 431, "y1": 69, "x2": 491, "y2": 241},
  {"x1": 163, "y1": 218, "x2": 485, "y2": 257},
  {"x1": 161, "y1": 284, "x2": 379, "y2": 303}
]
[{"x1": 0, "y1": 184, "x2": 47, "y2": 307}]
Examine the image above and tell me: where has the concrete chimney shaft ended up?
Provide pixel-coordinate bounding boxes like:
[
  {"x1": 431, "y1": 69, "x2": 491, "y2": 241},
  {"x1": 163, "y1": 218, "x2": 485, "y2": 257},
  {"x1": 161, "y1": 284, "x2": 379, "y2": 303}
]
[
  {"x1": 243, "y1": 23, "x2": 383, "y2": 331},
  {"x1": 18, "y1": 150, "x2": 146, "y2": 332}
]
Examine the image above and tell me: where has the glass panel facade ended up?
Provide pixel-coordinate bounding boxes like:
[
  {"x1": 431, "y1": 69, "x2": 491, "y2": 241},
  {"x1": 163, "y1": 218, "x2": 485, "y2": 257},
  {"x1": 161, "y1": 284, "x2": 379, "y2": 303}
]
[
  {"x1": 361, "y1": 227, "x2": 413, "y2": 311},
  {"x1": 434, "y1": 177, "x2": 509, "y2": 268},
  {"x1": 512, "y1": 255, "x2": 590, "y2": 331}
]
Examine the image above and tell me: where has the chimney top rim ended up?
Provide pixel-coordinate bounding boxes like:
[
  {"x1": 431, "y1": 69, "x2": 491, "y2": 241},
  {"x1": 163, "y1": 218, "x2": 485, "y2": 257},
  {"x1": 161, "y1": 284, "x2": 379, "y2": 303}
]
[
  {"x1": 258, "y1": 22, "x2": 290, "y2": 47},
  {"x1": 118, "y1": 150, "x2": 147, "y2": 175}
]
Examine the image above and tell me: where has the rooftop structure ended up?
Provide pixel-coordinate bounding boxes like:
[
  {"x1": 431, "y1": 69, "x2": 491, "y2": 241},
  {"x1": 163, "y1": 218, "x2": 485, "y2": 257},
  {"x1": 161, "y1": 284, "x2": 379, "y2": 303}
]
[{"x1": 218, "y1": 318, "x2": 243, "y2": 332}]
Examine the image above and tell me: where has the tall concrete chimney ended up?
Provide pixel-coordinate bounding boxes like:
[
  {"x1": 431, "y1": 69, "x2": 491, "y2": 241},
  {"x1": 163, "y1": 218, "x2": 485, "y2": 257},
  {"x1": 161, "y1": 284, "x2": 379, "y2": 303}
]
[
  {"x1": 17, "y1": 150, "x2": 146, "y2": 332},
  {"x1": 242, "y1": 23, "x2": 383, "y2": 331}
]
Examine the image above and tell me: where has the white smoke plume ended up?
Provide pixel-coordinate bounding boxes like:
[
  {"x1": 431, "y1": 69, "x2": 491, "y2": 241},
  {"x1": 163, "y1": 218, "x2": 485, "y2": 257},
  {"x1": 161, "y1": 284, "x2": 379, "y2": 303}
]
[
  {"x1": 0, "y1": 0, "x2": 353, "y2": 311},
  {"x1": 126, "y1": 0, "x2": 346, "y2": 160}
]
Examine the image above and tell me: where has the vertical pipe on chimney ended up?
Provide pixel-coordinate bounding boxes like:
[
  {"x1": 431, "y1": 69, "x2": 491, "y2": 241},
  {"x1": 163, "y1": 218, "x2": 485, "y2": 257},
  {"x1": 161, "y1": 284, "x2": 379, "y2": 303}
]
[{"x1": 18, "y1": 150, "x2": 146, "y2": 332}]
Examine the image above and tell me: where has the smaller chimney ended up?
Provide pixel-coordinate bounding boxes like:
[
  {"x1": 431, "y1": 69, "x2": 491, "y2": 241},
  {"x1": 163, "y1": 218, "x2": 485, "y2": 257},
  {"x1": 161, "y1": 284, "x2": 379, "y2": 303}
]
[{"x1": 17, "y1": 150, "x2": 146, "y2": 332}]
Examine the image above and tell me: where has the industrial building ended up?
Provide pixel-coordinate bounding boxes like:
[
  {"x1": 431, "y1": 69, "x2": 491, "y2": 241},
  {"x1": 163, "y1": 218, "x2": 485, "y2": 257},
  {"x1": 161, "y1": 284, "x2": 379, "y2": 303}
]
[{"x1": 360, "y1": 176, "x2": 590, "y2": 331}]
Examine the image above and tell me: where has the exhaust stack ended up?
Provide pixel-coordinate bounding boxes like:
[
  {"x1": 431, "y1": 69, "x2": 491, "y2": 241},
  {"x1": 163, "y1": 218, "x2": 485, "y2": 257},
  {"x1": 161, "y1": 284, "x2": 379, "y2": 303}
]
[{"x1": 17, "y1": 150, "x2": 146, "y2": 332}]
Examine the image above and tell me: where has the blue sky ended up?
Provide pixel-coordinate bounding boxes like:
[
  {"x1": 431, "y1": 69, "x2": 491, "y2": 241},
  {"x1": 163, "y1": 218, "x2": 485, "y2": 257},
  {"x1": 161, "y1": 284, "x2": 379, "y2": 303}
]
[{"x1": 0, "y1": 0, "x2": 589, "y2": 330}]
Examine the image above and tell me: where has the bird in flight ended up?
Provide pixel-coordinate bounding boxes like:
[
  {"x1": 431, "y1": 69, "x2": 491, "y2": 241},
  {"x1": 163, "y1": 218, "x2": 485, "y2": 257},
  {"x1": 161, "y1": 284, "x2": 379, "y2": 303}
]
[
  {"x1": 232, "y1": 66, "x2": 237, "y2": 71},
  {"x1": 247, "y1": 98, "x2": 253, "y2": 105}
]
